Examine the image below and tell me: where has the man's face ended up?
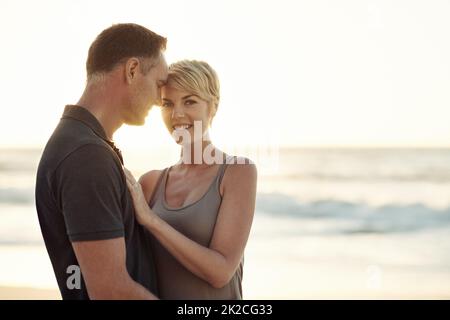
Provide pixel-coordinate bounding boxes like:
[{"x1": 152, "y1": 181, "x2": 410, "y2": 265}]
[{"x1": 125, "y1": 55, "x2": 168, "y2": 125}]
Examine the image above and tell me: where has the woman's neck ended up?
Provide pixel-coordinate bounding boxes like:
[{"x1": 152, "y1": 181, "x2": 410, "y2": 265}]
[{"x1": 178, "y1": 141, "x2": 225, "y2": 167}]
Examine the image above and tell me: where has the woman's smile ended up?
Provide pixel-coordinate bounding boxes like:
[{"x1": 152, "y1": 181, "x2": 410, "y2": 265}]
[{"x1": 172, "y1": 124, "x2": 193, "y2": 130}]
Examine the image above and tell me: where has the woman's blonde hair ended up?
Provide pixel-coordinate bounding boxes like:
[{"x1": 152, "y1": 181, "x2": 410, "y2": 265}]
[{"x1": 166, "y1": 60, "x2": 220, "y2": 111}]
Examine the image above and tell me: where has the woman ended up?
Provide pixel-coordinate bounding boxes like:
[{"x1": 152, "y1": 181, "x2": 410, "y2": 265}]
[{"x1": 124, "y1": 60, "x2": 257, "y2": 299}]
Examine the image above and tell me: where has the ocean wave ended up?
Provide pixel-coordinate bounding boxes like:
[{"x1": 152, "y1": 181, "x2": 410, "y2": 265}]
[
  {"x1": 0, "y1": 188, "x2": 34, "y2": 204},
  {"x1": 2, "y1": 189, "x2": 450, "y2": 242},
  {"x1": 256, "y1": 193, "x2": 450, "y2": 234},
  {"x1": 0, "y1": 238, "x2": 44, "y2": 246},
  {"x1": 0, "y1": 149, "x2": 42, "y2": 173},
  {"x1": 264, "y1": 172, "x2": 450, "y2": 183}
]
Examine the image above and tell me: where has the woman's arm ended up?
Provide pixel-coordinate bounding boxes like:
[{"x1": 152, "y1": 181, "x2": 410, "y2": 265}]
[{"x1": 124, "y1": 163, "x2": 257, "y2": 288}]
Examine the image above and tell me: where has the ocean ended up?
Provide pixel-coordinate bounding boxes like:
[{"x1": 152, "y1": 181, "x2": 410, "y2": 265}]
[{"x1": 1, "y1": 147, "x2": 450, "y2": 298}]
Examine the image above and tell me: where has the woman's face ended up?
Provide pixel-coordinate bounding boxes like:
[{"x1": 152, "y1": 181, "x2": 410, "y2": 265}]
[{"x1": 160, "y1": 85, "x2": 214, "y2": 144}]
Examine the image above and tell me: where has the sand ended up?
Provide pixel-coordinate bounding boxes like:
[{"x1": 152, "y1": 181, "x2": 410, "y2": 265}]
[{"x1": 0, "y1": 286, "x2": 60, "y2": 300}]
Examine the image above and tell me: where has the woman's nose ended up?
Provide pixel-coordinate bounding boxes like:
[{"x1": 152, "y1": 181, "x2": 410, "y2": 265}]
[{"x1": 172, "y1": 105, "x2": 185, "y2": 119}]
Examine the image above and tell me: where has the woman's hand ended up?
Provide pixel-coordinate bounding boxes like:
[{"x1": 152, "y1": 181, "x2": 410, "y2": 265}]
[{"x1": 123, "y1": 167, "x2": 158, "y2": 227}]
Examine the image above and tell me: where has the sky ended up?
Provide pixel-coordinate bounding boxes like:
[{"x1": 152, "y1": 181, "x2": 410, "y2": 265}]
[{"x1": 0, "y1": 0, "x2": 449, "y2": 149}]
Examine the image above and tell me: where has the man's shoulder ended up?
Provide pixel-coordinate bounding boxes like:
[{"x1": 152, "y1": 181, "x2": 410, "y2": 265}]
[
  {"x1": 39, "y1": 119, "x2": 116, "y2": 171},
  {"x1": 57, "y1": 143, "x2": 122, "y2": 178},
  {"x1": 48, "y1": 118, "x2": 108, "y2": 154}
]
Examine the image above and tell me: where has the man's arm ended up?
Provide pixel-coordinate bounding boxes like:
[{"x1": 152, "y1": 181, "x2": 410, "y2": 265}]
[
  {"x1": 56, "y1": 144, "x2": 158, "y2": 299},
  {"x1": 72, "y1": 237, "x2": 157, "y2": 300}
]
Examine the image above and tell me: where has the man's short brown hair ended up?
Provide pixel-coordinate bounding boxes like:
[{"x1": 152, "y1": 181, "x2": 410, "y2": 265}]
[{"x1": 86, "y1": 23, "x2": 167, "y2": 79}]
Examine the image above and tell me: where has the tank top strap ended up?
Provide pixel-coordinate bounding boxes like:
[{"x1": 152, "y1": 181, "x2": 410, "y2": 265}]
[
  {"x1": 149, "y1": 167, "x2": 169, "y2": 207},
  {"x1": 214, "y1": 155, "x2": 236, "y2": 192}
]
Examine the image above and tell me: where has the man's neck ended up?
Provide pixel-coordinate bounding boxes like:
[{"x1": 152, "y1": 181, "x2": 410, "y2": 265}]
[{"x1": 76, "y1": 83, "x2": 123, "y2": 141}]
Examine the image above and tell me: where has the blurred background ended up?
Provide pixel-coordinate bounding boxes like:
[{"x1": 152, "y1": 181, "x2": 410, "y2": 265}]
[{"x1": 1, "y1": 0, "x2": 450, "y2": 299}]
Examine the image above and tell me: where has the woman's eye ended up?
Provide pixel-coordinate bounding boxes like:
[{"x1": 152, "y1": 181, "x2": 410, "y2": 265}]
[
  {"x1": 161, "y1": 102, "x2": 172, "y2": 108},
  {"x1": 185, "y1": 100, "x2": 196, "y2": 106}
]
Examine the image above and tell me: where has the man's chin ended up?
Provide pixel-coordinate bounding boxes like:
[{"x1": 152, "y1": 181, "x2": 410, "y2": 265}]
[{"x1": 124, "y1": 116, "x2": 147, "y2": 126}]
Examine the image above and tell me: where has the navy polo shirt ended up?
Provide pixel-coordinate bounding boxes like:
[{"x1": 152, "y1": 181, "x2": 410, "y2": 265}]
[{"x1": 35, "y1": 105, "x2": 157, "y2": 299}]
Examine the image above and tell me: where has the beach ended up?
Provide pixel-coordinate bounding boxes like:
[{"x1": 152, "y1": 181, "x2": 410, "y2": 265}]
[
  {"x1": 1, "y1": 147, "x2": 450, "y2": 299},
  {"x1": 0, "y1": 287, "x2": 59, "y2": 300}
]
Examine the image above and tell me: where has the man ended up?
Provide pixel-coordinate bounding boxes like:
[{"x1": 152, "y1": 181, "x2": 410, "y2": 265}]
[{"x1": 35, "y1": 23, "x2": 168, "y2": 299}]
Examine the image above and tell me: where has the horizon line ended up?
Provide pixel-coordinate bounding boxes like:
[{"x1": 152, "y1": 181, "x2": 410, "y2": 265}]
[{"x1": 1, "y1": 144, "x2": 450, "y2": 150}]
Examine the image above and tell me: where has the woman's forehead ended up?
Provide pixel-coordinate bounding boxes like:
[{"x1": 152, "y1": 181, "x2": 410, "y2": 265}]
[{"x1": 161, "y1": 85, "x2": 192, "y2": 98}]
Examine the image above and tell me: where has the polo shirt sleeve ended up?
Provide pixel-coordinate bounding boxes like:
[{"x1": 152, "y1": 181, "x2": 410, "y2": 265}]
[{"x1": 55, "y1": 144, "x2": 125, "y2": 242}]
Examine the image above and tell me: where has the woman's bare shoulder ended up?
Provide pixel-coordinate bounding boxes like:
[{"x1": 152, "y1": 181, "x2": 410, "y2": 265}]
[
  {"x1": 220, "y1": 157, "x2": 257, "y2": 194},
  {"x1": 138, "y1": 170, "x2": 164, "y2": 202},
  {"x1": 226, "y1": 158, "x2": 257, "y2": 178}
]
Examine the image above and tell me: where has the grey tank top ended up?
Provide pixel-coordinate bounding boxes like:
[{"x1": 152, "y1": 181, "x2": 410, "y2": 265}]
[{"x1": 148, "y1": 158, "x2": 244, "y2": 299}]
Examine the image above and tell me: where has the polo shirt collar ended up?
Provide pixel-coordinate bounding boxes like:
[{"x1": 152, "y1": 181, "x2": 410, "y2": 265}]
[
  {"x1": 61, "y1": 105, "x2": 124, "y2": 165},
  {"x1": 62, "y1": 105, "x2": 109, "y2": 140}
]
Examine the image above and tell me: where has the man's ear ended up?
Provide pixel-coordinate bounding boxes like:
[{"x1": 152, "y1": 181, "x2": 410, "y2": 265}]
[{"x1": 125, "y1": 57, "x2": 140, "y2": 84}]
